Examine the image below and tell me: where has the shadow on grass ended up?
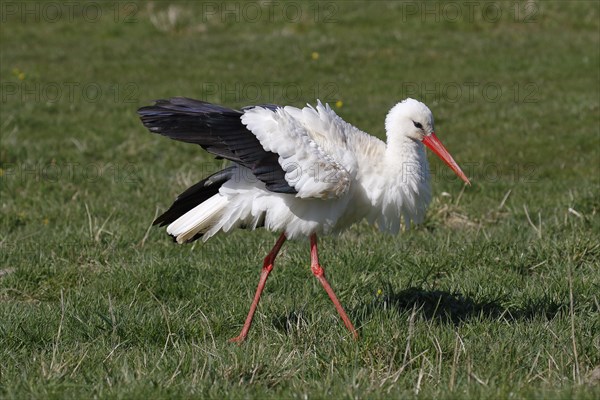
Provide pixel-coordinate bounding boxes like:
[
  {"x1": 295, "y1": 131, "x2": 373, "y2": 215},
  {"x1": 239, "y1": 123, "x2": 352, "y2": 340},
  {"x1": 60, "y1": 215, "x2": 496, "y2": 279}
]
[
  {"x1": 354, "y1": 286, "x2": 565, "y2": 326},
  {"x1": 269, "y1": 287, "x2": 565, "y2": 335}
]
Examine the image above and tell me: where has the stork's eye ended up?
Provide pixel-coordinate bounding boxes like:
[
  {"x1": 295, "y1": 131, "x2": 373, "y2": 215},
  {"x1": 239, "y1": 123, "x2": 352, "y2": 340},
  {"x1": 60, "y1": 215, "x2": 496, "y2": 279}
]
[{"x1": 413, "y1": 121, "x2": 423, "y2": 129}]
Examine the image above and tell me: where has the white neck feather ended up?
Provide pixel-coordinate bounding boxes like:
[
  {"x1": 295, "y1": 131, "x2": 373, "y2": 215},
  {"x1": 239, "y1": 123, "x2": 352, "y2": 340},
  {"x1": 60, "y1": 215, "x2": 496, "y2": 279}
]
[{"x1": 372, "y1": 135, "x2": 431, "y2": 233}]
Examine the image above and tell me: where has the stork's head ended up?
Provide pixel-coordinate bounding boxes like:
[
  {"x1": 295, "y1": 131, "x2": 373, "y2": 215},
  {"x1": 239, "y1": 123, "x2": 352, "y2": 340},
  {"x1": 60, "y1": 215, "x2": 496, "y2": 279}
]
[
  {"x1": 385, "y1": 98, "x2": 435, "y2": 141},
  {"x1": 386, "y1": 98, "x2": 470, "y2": 185}
]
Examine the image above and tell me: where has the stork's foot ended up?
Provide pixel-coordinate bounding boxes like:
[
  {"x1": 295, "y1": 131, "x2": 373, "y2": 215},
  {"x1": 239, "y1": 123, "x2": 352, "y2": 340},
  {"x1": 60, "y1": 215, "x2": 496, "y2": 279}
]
[{"x1": 228, "y1": 335, "x2": 246, "y2": 344}]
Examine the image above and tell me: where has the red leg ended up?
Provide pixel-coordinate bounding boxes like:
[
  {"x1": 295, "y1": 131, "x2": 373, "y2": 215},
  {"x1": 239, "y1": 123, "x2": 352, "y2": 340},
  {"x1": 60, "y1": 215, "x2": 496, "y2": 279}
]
[
  {"x1": 309, "y1": 234, "x2": 358, "y2": 340},
  {"x1": 229, "y1": 233, "x2": 287, "y2": 343}
]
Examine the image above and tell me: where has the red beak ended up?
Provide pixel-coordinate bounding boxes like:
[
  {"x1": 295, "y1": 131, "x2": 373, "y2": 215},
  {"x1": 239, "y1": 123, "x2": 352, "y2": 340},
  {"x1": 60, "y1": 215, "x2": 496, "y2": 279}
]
[{"x1": 422, "y1": 132, "x2": 471, "y2": 185}]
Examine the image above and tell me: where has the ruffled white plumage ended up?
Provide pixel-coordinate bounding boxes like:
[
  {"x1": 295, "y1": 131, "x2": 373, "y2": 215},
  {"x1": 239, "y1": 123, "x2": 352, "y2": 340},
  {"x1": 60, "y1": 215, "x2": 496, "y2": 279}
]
[
  {"x1": 241, "y1": 102, "x2": 354, "y2": 199},
  {"x1": 166, "y1": 99, "x2": 433, "y2": 242}
]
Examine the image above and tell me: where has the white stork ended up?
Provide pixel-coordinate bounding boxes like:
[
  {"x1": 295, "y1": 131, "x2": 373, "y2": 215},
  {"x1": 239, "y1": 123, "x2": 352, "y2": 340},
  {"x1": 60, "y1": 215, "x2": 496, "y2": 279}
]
[{"x1": 138, "y1": 97, "x2": 470, "y2": 342}]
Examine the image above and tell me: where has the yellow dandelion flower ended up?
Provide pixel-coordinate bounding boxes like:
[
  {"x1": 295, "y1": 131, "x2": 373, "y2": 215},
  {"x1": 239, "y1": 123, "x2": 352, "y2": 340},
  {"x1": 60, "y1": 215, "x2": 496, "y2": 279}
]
[
  {"x1": 311, "y1": 51, "x2": 319, "y2": 61},
  {"x1": 43, "y1": 218, "x2": 49, "y2": 225},
  {"x1": 377, "y1": 288, "x2": 383, "y2": 297},
  {"x1": 335, "y1": 100, "x2": 343, "y2": 108},
  {"x1": 12, "y1": 68, "x2": 25, "y2": 80}
]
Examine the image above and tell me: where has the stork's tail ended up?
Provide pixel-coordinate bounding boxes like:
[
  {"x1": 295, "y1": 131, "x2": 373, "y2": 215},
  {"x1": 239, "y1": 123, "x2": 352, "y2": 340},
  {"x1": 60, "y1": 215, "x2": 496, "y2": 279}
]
[
  {"x1": 166, "y1": 194, "x2": 229, "y2": 243},
  {"x1": 154, "y1": 167, "x2": 235, "y2": 243}
]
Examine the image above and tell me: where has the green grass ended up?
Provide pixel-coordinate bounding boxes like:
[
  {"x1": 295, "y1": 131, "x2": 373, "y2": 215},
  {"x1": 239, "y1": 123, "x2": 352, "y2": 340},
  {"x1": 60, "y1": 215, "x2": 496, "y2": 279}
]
[{"x1": 1, "y1": 1, "x2": 599, "y2": 398}]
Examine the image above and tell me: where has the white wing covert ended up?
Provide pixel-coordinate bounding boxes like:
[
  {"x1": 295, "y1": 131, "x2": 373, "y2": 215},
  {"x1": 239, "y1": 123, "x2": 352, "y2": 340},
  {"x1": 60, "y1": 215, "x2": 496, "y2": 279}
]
[{"x1": 241, "y1": 102, "x2": 355, "y2": 199}]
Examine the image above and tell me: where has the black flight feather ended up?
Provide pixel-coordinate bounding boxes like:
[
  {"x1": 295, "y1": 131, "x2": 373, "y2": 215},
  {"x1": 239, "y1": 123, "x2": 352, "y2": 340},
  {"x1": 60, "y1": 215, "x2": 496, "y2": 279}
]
[{"x1": 138, "y1": 97, "x2": 296, "y2": 194}]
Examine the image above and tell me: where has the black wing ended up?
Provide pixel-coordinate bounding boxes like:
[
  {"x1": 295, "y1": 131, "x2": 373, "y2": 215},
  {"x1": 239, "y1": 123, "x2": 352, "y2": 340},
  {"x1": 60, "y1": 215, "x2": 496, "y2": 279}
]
[{"x1": 138, "y1": 97, "x2": 296, "y2": 194}]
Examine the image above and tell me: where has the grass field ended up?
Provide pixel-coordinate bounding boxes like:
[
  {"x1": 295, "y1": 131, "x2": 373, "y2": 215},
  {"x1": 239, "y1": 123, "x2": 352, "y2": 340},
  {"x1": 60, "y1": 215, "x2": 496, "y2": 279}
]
[{"x1": 1, "y1": 1, "x2": 599, "y2": 398}]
